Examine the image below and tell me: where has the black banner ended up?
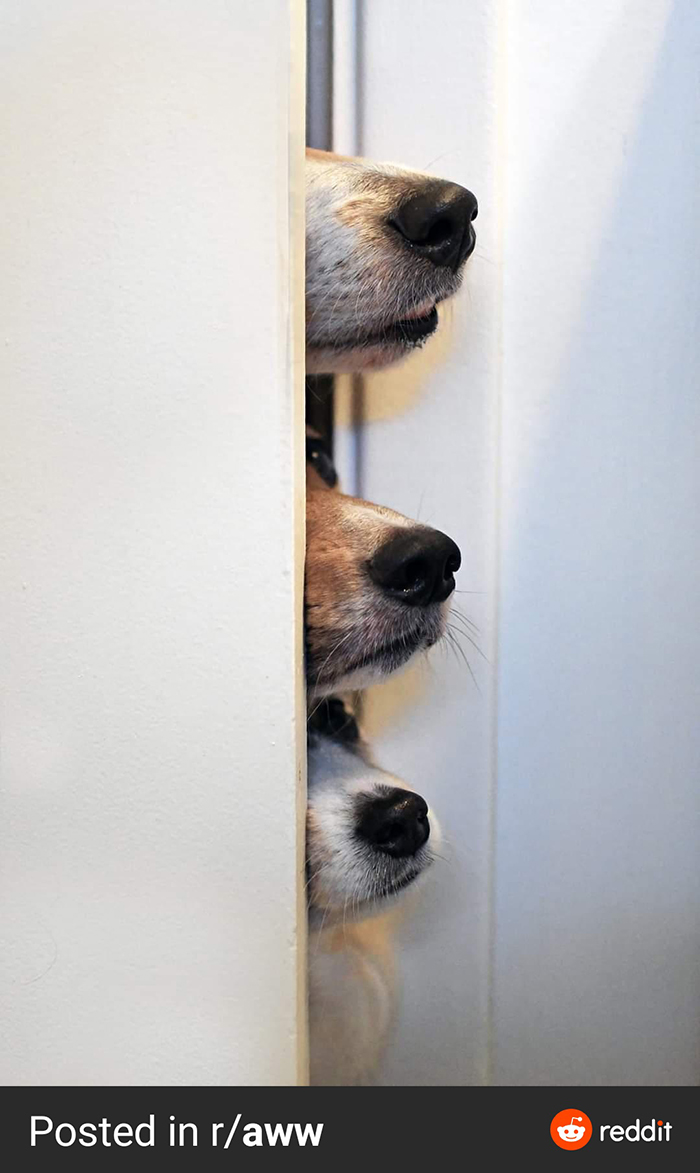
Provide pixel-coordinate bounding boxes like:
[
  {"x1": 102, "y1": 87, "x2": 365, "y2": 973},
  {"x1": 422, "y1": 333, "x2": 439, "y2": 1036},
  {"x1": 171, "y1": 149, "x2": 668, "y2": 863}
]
[{"x1": 1, "y1": 1085, "x2": 696, "y2": 1169}]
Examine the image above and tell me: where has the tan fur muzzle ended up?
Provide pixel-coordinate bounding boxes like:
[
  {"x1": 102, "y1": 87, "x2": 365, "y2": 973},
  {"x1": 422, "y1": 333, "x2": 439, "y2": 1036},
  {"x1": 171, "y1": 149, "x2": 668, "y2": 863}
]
[
  {"x1": 305, "y1": 148, "x2": 477, "y2": 372},
  {"x1": 305, "y1": 470, "x2": 460, "y2": 696}
]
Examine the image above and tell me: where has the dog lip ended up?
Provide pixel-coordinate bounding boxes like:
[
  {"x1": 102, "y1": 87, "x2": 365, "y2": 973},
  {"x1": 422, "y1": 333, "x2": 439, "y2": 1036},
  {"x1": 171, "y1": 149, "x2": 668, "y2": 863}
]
[
  {"x1": 347, "y1": 866, "x2": 425, "y2": 912},
  {"x1": 374, "y1": 865, "x2": 424, "y2": 899},
  {"x1": 307, "y1": 303, "x2": 441, "y2": 353},
  {"x1": 309, "y1": 865, "x2": 424, "y2": 921},
  {"x1": 388, "y1": 304, "x2": 439, "y2": 343},
  {"x1": 307, "y1": 622, "x2": 427, "y2": 686},
  {"x1": 398, "y1": 300, "x2": 437, "y2": 322},
  {"x1": 324, "y1": 305, "x2": 438, "y2": 352},
  {"x1": 337, "y1": 625, "x2": 427, "y2": 677}
]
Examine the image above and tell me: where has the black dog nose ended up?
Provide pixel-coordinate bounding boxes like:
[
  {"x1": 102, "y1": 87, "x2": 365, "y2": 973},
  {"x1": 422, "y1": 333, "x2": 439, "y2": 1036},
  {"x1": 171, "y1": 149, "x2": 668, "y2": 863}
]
[
  {"x1": 357, "y1": 788, "x2": 430, "y2": 858},
  {"x1": 369, "y1": 527, "x2": 461, "y2": 606},
  {"x1": 390, "y1": 181, "x2": 478, "y2": 270}
]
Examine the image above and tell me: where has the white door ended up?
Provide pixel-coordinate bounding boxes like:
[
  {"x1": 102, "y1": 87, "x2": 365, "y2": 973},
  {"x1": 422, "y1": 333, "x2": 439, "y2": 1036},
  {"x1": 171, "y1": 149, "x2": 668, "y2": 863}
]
[
  {"x1": 342, "y1": 0, "x2": 700, "y2": 1086},
  {"x1": 0, "y1": 0, "x2": 307, "y2": 1085}
]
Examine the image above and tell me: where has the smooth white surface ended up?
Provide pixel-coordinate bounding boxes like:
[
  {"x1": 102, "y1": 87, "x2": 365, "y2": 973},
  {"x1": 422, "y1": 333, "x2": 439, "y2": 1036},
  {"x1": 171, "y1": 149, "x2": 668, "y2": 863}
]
[
  {"x1": 494, "y1": 0, "x2": 700, "y2": 1086},
  {"x1": 348, "y1": 0, "x2": 501, "y2": 1086},
  {"x1": 0, "y1": 0, "x2": 307, "y2": 1085},
  {"x1": 354, "y1": 0, "x2": 700, "y2": 1085}
]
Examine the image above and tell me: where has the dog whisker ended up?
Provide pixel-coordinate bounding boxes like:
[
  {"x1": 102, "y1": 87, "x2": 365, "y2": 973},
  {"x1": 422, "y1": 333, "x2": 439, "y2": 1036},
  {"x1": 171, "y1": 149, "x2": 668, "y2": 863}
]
[
  {"x1": 444, "y1": 626, "x2": 482, "y2": 694},
  {"x1": 450, "y1": 603, "x2": 480, "y2": 634}
]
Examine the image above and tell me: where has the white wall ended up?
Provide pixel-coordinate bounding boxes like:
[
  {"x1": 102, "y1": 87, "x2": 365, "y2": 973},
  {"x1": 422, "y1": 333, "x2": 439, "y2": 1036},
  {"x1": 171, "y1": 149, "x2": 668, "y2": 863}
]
[
  {"x1": 494, "y1": 0, "x2": 700, "y2": 1087},
  {"x1": 340, "y1": 0, "x2": 501, "y2": 1086},
  {"x1": 0, "y1": 0, "x2": 307, "y2": 1085},
  {"x1": 352, "y1": 0, "x2": 700, "y2": 1085}
]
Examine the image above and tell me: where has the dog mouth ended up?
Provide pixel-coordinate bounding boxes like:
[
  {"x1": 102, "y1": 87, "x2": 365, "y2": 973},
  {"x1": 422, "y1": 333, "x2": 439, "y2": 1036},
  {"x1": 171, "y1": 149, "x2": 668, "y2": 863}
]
[
  {"x1": 308, "y1": 303, "x2": 440, "y2": 357},
  {"x1": 373, "y1": 865, "x2": 424, "y2": 899},
  {"x1": 382, "y1": 303, "x2": 439, "y2": 345},
  {"x1": 331, "y1": 623, "x2": 428, "y2": 680},
  {"x1": 308, "y1": 863, "x2": 423, "y2": 922},
  {"x1": 306, "y1": 607, "x2": 448, "y2": 695},
  {"x1": 354, "y1": 856, "x2": 432, "y2": 911},
  {"x1": 341, "y1": 303, "x2": 439, "y2": 351},
  {"x1": 313, "y1": 866, "x2": 425, "y2": 920}
]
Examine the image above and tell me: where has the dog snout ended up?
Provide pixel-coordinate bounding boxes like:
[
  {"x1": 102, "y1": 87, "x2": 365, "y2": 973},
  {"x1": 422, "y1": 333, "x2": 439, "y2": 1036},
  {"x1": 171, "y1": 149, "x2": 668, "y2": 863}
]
[
  {"x1": 357, "y1": 789, "x2": 430, "y2": 858},
  {"x1": 389, "y1": 181, "x2": 478, "y2": 271},
  {"x1": 369, "y1": 527, "x2": 461, "y2": 606}
]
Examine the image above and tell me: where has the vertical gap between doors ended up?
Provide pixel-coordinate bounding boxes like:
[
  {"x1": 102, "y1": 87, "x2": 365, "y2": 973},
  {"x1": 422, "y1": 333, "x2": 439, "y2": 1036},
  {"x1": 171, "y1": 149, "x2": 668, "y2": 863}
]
[{"x1": 306, "y1": 1, "x2": 335, "y2": 451}]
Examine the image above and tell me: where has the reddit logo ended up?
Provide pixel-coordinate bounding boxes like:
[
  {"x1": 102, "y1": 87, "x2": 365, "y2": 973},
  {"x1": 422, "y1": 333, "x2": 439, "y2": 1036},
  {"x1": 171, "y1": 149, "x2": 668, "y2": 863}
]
[{"x1": 550, "y1": 1110, "x2": 593, "y2": 1150}]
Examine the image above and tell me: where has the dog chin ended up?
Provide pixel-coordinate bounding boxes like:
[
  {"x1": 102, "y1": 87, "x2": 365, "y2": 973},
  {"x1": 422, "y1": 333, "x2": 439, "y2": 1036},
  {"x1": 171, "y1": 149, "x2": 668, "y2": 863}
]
[
  {"x1": 309, "y1": 836, "x2": 438, "y2": 928},
  {"x1": 309, "y1": 660, "x2": 405, "y2": 699},
  {"x1": 308, "y1": 880, "x2": 416, "y2": 928},
  {"x1": 306, "y1": 340, "x2": 418, "y2": 374},
  {"x1": 308, "y1": 640, "x2": 423, "y2": 699},
  {"x1": 307, "y1": 610, "x2": 448, "y2": 699},
  {"x1": 306, "y1": 303, "x2": 442, "y2": 373}
]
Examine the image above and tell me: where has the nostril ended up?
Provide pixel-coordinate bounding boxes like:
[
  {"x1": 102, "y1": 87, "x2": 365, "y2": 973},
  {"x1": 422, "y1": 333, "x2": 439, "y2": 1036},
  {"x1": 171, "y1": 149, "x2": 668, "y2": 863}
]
[
  {"x1": 369, "y1": 527, "x2": 461, "y2": 606},
  {"x1": 356, "y1": 789, "x2": 430, "y2": 858},
  {"x1": 389, "y1": 182, "x2": 478, "y2": 270},
  {"x1": 373, "y1": 817, "x2": 404, "y2": 846},
  {"x1": 445, "y1": 551, "x2": 461, "y2": 577},
  {"x1": 394, "y1": 214, "x2": 455, "y2": 249},
  {"x1": 398, "y1": 555, "x2": 429, "y2": 596}
]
